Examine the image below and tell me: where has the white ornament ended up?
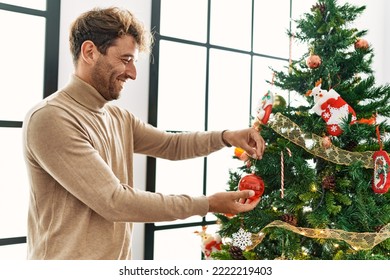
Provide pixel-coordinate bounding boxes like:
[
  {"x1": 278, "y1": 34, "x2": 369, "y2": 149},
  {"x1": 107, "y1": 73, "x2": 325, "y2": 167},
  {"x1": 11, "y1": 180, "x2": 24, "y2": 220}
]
[
  {"x1": 306, "y1": 79, "x2": 356, "y2": 136},
  {"x1": 232, "y1": 228, "x2": 253, "y2": 250}
]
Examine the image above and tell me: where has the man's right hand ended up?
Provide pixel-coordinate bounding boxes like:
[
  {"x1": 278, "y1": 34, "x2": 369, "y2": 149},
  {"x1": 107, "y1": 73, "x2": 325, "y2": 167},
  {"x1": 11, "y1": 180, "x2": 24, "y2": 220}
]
[{"x1": 207, "y1": 190, "x2": 260, "y2": 215}]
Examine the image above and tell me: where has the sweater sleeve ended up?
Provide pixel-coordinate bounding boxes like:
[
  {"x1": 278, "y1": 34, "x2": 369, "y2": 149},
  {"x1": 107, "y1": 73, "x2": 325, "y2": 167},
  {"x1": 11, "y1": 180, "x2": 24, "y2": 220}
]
[
  {"x1": 24, "y1": 105, "x2": 209, "y2": 223},
  {"x1": 130, "y1": 113, "x2": 226, "y2": 160}
]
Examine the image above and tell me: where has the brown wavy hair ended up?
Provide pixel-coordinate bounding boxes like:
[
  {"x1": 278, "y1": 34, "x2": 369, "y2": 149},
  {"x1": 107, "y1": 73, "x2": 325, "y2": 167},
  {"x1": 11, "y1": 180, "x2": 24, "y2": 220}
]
[{"x1": 69, "y1": 7, "x2": 152, "y2": 65}]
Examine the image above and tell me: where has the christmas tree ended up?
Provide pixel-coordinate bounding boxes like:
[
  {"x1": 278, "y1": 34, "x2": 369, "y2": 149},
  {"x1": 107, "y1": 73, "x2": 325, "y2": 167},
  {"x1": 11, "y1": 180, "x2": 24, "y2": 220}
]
[{"x1": 212, "y1": 0, "x2": 390, "y2": 260}]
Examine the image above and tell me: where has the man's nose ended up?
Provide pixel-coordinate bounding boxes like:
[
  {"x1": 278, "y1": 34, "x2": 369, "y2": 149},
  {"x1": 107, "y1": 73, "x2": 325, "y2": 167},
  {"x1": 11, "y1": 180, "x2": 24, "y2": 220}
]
[{"x1": 126, "y1": 61, "x2": 137, "y2": 80}]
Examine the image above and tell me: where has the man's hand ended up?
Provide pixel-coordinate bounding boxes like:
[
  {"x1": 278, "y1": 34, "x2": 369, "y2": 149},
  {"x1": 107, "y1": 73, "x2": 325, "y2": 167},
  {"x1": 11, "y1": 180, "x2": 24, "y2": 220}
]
[
  {"x1": 222, "y1": 128, "x2": 265, "y2": 159},
  {"x1": 207, "y1": 190, "x2": 260, "y2": 215}
]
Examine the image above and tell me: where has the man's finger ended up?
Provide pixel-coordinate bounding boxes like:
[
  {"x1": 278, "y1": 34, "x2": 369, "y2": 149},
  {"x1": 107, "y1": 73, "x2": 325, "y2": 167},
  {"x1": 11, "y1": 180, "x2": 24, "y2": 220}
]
[
  {"x1": 237, "y1": 197, "x2": 260, "y2": 212},
  {"x1": 236, "y1": 190, "x2": 255, "y2": 200},
  {"x1": 241, "y1": 131, "x2": 265, "y2": 159},
  {"x1": 251, "y1": 130, "x2": 265, "y2": 159}
]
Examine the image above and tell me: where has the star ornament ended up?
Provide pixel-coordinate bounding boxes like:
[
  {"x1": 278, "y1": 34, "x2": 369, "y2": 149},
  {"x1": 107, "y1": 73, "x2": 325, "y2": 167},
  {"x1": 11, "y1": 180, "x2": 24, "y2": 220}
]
[{"x1": 232, "y1": 228, "x2": 253, "y2": 250}]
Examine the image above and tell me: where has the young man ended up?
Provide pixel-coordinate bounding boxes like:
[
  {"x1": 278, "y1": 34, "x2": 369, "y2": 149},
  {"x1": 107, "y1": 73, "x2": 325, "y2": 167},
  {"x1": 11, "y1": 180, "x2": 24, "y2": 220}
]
[{"x1": 23, "y1": 7, "x2": 265, "y2": 259}]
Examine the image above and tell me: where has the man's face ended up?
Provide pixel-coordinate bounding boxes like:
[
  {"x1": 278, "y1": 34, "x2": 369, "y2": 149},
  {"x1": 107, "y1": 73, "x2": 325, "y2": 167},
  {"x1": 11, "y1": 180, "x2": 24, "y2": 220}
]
[{"x1": 91, "y1": 35, "x2": 139, "y2": 101}]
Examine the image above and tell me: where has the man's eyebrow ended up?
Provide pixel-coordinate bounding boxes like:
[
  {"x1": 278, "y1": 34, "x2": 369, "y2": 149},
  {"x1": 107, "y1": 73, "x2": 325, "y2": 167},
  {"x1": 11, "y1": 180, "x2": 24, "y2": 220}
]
[
  {"x1": 121, "y1": 53, "x2": 134, "y2": 58},
  {"x1": 121, "y1": 53, "x2": 138, "y2": 61}
]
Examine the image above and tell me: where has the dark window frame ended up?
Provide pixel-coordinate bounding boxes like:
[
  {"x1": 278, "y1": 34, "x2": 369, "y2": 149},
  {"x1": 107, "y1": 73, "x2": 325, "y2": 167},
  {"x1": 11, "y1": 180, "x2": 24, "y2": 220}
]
[{"x1": 145, "y1": 0, "x2": 291, "y2": 260}]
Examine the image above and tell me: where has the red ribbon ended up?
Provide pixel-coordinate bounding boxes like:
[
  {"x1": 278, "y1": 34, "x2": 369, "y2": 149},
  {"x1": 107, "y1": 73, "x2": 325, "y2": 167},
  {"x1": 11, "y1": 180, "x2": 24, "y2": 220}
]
[{"x1": 376, "y1": 126, "x2": 383, "y2": 151}]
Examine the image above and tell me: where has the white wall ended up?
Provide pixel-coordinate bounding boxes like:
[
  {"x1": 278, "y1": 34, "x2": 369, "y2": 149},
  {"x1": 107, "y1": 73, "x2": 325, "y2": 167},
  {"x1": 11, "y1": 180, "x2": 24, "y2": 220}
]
[
  {"x1": 347, "y1": 0, "x2": 389, "y2": 127},
  {"x1": 385, "y1": 1, "x2": 390, "y2": 81},
  {"x1": 347, "y1": 0, "x2": 388, "y2": 85},
  {"x1": 58, "y1": 0, "x2": 152, "y2": 260}
]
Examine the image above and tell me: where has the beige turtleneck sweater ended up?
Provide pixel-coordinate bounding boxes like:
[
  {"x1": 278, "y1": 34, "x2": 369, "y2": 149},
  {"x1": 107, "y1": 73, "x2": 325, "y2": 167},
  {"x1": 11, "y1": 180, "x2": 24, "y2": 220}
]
[{"x1": 22, "y1": 75, "x2": 226, "y2": 259}]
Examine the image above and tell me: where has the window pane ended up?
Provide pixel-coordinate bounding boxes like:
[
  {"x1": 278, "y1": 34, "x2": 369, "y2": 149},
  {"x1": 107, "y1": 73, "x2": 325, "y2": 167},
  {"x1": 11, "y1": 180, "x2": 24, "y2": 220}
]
[
  {"x1": 0, "y1": 128, "x2": 29, "y2": 238},
  {"x1": 206, "y1": 149, "x2": 243, "y2": 195},
  {"x1": 210, "y1": 0, "x2": 252, "y2": 51},
  {"x1": 0, "y1": 10, "x2": 45, "y2": 121},
  {"x1": 154, "y1": 225, "x2": 220, "y2": 260},
  {"x1": 208, "y1": 49, "x2": 251, "y2": 130},
  {"x1": 157, "y1": 41, "x2": 206, "y2": 131},
  {"x1": 0, "y1": 0, "x2": 46, "y2": 10},
  {"x1": 160, "y1": 0, "x2": 208, "y2": 43},
  {"x1": 155, "y1": 157, "x2": 204, "y2": 226},
  {"x1": 253, "y1": 0, "x2": 290, "y2": 58}
]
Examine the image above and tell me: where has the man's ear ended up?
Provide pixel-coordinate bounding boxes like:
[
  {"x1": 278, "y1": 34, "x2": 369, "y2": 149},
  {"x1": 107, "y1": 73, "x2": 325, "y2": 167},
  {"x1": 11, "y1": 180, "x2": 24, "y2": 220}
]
[{"x1": 80, "y1": 40, "x2": 98, "y2": 64}]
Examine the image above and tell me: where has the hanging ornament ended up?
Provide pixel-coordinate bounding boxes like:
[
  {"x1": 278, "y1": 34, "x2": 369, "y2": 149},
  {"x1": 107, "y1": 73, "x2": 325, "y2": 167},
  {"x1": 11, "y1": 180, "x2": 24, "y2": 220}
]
[
  {"x1": 234, "y1": 147, "x2": 249, "y2": 161},
  {"x1": 238, "y1": 173, "x2": 265, "y2": 202},
  {"x1": 354, "y1": 38, "x2": 369, "y2": 50},
  {"x1": 372, "y1": 126, "x2": 390, "y2": 194},
  {"x1": 253, "y1": 73, "x2": 275, "y2": 130},
  {"x1": 322, "y1": 175, "x2": 336, "y2": 190},
  {"x1": 280, "y1": 213, "x2": 298, "y2": 226},
  {"x1": 231, "y1": 228, "x2": 253, "y2": 251},
  {"x1": 372, "y1": 156, "x2": 390, "y2": 193},
  {"x1": 311, "y1": 3, "x2": 326, "y2": 15},
  {"x1": 305, "y1": 78, "x2": 357, "y2": 136},
  {"x1": 322, "y1": 135, "x2": 332, "y2": 149},
  {"x1": 273, "y1": 94, "x2": 287, "y2": 110},
  {"x1": 254, "y1": 89, "x2": 274, "y2": 128},
  {"x1": 228, "y1": 246, "x2": 246, "y2": 260},
  {"x1": 194, "y1": 226, "x2": 222, "y2": 260},
  {"x1": 280, "y1": 148, "x2": 292, "y2": 198},
  {"x1": 306, "y1": 54, "x2": 322, "y2": 69}
]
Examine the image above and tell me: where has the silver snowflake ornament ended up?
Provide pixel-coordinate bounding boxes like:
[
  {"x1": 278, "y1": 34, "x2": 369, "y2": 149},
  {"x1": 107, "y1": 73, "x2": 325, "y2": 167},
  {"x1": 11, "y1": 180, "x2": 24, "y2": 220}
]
[{"x1": 232, "y1": 228, "x2": 252, "y2": 250}]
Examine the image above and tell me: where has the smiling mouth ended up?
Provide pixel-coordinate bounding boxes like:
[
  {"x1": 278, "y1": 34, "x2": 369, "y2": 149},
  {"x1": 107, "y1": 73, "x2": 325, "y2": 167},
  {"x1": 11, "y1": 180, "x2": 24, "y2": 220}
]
[{"x1": 117, "y1": 79, "x2": 127, "y2": 89}]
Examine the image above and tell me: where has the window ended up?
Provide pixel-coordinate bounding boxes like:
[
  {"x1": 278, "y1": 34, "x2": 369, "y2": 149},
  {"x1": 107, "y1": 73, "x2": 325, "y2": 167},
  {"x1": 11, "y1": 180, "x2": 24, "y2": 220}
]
[
  {"x1": 146, "y1": 0, "x2": 316, "y2": 260},
  {"x1": 0, "y1": 0, "x2": 60, "y2": 259}
]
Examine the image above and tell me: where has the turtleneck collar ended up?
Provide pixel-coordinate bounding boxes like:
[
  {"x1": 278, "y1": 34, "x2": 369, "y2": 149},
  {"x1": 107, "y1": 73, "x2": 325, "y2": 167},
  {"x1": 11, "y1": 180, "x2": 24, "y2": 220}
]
[{"x1": 62, "y1": 74, "x2": 108, "y2": 113}]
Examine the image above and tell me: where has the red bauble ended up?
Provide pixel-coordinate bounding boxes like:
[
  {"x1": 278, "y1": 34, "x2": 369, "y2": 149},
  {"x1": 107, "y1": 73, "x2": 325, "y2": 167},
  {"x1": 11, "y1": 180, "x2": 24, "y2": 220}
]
[
  {"x1": 238, "y1": 174, "x2": 265, "y2": 201},
  {"x1": 322, "y1": 136, "x2": 332, "y2": 149},
  {"x1": 354, "y1": 38, "x2": 369, "y2": 50},
  {"x1": 306, "y1": 54, "x2": 321, "y2": 69}
]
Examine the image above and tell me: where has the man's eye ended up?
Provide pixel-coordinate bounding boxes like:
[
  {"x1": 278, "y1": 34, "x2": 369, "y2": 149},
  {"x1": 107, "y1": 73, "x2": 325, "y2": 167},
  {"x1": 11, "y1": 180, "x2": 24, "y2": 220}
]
[{"x1": 122, "y1": 58, "x2": 136, "y2": 65}]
